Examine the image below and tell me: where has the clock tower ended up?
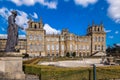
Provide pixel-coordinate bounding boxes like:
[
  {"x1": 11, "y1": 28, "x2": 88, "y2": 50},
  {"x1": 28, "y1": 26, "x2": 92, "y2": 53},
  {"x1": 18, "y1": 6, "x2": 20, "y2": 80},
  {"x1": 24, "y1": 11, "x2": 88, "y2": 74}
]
[{"x1": 26, "y1": 18, "x2": 46, "y2": 56}]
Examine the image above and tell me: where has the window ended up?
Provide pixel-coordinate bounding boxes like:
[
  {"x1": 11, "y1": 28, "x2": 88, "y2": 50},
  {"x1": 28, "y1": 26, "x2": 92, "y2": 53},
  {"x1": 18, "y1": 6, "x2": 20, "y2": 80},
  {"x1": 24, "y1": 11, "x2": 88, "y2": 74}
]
[
  {"x1": 101, "y1": 45, "x2": 104, "y2": 50},
  {"x1": 70, "y1": 36, "x2": 72, "y2": 40},
  {"x1": 30, "y1": 44, "x2": 32, "y2": 51},
  {"x1": 47, "y1": 53, "x2": 50, "y2": 57},
  {"x1": 87, "y1": 45, "x2": 89, "y2": 50},
  {"x1": 52, "y1": 54, "x2": 54, "y2": 57},
  {"x1": 56, "y1": 53, "x2": 59, "y2": 57},
  {"x1": 94, "y1": 37, "x2": 97, "y2": 42},
  {"x1": 75, "y1": 45, "x2": 77, "y2": 50},
  {"x1": 38, "y1": 44, "x2": 42, "y2": 51},
  {"x1": 29, "y1": 35, "x2": 33, "y2": 40},
  {"x1": 61, "y1": 37, "x2": 64, "y2": 41},
  {"x1": 83, "y1": 45, "x2": 85, "y2": 50},
  {"x1": 61, "y1": 45, "x2": 64, "y2": 50},
  {"x1": 95, "y1": 45, "x2": 97, "y2": 50},
  {"x1": 39, "y1": 35, "x2": 42, "y2": 41},
  {"x1": 102, "y1": 37, "x2": 104, "y2": 41},
  {"x1": 98, "y1": 45, "x2": 101, "y2": 50},
  {"x1": 70, "y1": 44, "x2": 72, "y2": 50},
  {"x1": 98, "y1": 37, "x2": 100, "y2": 42},
  {"x1": 47, "y1": 45, "x2": 50, "y2": 50},
  {"x1": 52, "y1": 45, "x2": 54, "y2": 50},
  {"x1": 56, "y1": 44, "x2": 59, "y2": 50}
]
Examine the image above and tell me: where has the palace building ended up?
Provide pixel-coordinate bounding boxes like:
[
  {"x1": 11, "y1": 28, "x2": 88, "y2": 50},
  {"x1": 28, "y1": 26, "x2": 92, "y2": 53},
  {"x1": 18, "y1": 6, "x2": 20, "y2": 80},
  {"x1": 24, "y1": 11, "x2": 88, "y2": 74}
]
[{"x1": 0, "y1": 19, "x2": 106, "y2": 57}]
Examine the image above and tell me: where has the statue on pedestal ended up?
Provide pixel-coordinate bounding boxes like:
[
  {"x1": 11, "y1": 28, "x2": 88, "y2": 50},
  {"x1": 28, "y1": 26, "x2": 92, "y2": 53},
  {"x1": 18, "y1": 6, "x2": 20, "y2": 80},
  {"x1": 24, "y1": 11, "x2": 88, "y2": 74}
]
[{"x1": 5, "y1": 10, "x2": 23, "y2": 52}]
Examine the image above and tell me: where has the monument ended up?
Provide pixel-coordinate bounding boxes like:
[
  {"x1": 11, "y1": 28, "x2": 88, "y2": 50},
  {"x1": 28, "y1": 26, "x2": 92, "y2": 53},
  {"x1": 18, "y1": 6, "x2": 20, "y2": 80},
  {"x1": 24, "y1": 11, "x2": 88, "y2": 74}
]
[{"x1": 0, "y1": 10, "x2": 25, "y2": 80}]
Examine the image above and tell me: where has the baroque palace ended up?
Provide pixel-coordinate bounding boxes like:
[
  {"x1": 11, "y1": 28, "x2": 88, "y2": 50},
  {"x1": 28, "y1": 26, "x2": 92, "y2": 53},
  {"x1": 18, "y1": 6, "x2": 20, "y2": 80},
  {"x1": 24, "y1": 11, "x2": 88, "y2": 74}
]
[{"x1": 0, "y1": 19, "x2": 106, "y2": 57}]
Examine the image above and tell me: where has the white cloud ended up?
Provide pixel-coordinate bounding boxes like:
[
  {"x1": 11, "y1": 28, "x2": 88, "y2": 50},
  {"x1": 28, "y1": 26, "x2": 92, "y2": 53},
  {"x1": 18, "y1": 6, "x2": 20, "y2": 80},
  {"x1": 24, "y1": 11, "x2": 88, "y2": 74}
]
[
  {"x1": 0, "y1": 7, "x2": 11, "y2": 20},
  {"x1": 104, "y1": 28, "x2": 111, "y2": 33},
  {"x1": 30, "y1": 12, "x2": 38, "y2": 19},
  {"x1": 107, "y1": 0, "x2": 120, "y2": 23},
  {"x1": 74, "y1": 0, "x2": 98, "y2": 7},
  {"x1": 16, "y1": 10, "x2": 29, "y2": 29},
  {"x1": 43, "y1": 24, "x2": 61, "y2": 34},
  {"x1": 115, "y1": 31, "x2": 119, "y2": 34},
  {"x1": 116, "y1": 43, "x2": 120, "y2": 46},
  {"x1": 108, "y1": 36, "x2": 114, "y2": 39},
  {"x1": 0, "y1": 7, "x2": 29, "y2": 30},
  {"x1": 10, "y1": 0, "x2": 57, "y2": 9}
]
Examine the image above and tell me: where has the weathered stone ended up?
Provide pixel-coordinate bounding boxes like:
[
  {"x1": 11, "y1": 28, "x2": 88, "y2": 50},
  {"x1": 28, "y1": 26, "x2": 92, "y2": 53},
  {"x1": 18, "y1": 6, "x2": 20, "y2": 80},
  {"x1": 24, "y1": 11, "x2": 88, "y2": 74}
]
[{"x1": 0, "y1": 56, "x2": 25, "y2": 80}]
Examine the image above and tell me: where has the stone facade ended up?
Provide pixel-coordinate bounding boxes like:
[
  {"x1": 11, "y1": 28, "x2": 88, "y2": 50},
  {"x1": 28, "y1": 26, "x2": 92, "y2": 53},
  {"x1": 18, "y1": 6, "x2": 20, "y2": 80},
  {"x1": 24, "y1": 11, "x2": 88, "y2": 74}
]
[{"x1": 0, "y1": 19, "x2": 106, "y2": 57}]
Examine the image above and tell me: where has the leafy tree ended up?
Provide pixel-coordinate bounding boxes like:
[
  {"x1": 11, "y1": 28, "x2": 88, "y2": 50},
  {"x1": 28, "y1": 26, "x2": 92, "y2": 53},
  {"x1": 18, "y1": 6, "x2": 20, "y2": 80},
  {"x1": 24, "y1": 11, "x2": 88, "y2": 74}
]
[
  {"x1": 66, "y1": 52, "x2": 70, "y2": 57},
  {"x1": 72, "y1": 52, "x2": 76, "y2": 57},
  {"x1": 106, "y1": 44, "x2": 120, "y2": 56}
]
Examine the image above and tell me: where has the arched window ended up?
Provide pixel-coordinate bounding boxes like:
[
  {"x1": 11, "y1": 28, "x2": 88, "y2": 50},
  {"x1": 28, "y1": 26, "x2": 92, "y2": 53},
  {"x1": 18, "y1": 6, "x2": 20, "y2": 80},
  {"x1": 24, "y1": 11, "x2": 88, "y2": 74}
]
[
  {"x1": 34, "y1": 24, "x2": 37, "y2": 29},
  {"x1": 98, "y1": 28, "x2": 100, "y2": 31}
]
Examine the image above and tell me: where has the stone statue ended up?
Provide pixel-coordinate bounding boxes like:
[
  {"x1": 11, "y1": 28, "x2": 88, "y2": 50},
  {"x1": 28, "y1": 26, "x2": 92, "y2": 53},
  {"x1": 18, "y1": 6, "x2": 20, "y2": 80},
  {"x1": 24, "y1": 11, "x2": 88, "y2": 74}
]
[{"x1": 5, "y1": 10, "x2": 23, "y2": 52}]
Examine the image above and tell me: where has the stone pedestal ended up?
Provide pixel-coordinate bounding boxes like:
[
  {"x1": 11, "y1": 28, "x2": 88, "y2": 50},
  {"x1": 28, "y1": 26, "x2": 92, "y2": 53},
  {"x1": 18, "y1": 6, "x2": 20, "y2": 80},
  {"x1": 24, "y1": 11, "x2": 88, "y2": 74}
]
[{"x1": 0, "y1": 56, "x2": 25, "y2": 80}]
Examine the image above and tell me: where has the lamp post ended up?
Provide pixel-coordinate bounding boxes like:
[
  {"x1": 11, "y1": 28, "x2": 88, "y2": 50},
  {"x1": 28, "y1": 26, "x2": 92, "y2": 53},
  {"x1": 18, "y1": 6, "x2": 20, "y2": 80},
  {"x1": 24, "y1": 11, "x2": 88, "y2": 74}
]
[{"x1": 93, "y1": 64, "x2": 96, "y2": 80}]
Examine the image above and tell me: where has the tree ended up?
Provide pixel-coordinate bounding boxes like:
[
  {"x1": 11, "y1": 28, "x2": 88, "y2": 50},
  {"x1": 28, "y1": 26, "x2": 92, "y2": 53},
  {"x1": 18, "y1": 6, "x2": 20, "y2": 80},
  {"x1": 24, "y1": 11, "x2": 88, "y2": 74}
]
[
  {"x1": 66, "y1": 52, "x2": 70, "y2": 57},
  {"x1": 72, "y1": 52, "x2": 76, "y2": 57},
  {"x1": 106, "y1": 44, "x2": 120, "y2": 56}
]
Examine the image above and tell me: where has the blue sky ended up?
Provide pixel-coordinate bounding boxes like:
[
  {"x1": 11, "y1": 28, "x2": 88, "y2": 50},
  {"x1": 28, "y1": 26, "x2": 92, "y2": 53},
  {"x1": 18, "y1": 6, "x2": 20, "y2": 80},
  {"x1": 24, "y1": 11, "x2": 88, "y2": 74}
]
[{"x1": 0, "y1": 0, "x2": 120, "y2": 46}]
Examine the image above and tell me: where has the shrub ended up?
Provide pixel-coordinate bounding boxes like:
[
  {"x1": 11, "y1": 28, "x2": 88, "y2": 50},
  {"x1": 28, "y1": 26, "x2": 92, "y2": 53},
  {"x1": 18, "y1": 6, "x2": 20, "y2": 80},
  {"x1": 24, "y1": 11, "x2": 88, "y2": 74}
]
[
  {"x1": 66, "y1": 52, "x2": 70, "y2": 57},
  {"x1": 72, "y1": 52, "x2": 76, "y2": 57}
]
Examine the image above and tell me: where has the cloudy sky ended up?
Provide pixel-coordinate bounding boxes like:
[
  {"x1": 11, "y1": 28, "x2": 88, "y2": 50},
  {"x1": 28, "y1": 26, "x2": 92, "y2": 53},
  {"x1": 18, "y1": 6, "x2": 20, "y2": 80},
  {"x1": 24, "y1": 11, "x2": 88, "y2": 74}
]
[{"x1": 0, "y1": 0, "x2": 120, "y2": 46}]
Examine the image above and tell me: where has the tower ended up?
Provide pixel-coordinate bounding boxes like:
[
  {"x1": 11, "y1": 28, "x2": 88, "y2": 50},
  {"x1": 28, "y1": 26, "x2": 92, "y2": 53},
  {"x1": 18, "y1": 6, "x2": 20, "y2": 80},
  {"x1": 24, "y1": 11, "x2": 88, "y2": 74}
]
[
  {"x1": 26, "y1": 18, "x2": 46, "y2": 56},
  {"x1": 87, "y1": 22, "x2": 106, "y2": 55}
]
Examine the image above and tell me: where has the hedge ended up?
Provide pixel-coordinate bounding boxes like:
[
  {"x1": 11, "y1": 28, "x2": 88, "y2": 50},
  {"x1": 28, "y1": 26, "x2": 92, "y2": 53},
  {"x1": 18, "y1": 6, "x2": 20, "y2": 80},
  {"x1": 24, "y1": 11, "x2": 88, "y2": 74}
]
[
  {"x1": 23, "y1": 64, "x2": 41, "y2": 76},
  {"x1": 23, "y1": 64, "x2": 120, "y2": 80}
]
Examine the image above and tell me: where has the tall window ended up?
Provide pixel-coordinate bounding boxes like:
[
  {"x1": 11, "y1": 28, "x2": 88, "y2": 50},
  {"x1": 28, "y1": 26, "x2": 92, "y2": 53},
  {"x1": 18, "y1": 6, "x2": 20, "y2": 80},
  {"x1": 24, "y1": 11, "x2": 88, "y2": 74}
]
[
  {"x1": 39, "y1": 44, "x2": 42, "y2": 51},
  {"x1": 101, "y1": 45, "x2": 104, "y2": 50},
  {"x1": 87, "y1": 45, "x2": 89, "y2": 50},
  {"x1": 94, "y1": 37, "x2": 97, "y2": 42},
  {"x1": 95, "y1": 45, "x2": 97, "y2": 50},
  {"x1": 47, "y1": 45, "x2": 50, "y2": 50},
  {"x1": 98, "y1": 45, "x2": 101, "y2": 50},
  {"x1": 70, "y1": 44, "x2": 72, "y2": 51},
  {"x1": 30, "y1": 44, "x2": 32, "y2": 51},
  {"x1": 61, "y1": 45, "x2": 64, "y2": 51},
  {"x1": 102, "y1": 37, "x2": 104, "y2": 41},
  {"x1": 39, "y1": 35, "x2": 42, "y2": 41},
  {"x1": 29, "y1": 35, "x2": 33, "y2": 40},
  {"x1": 98, "y1": 37, "x2": 100, "y2": 42},
  {"x1": 56, "y1": 44, "x2": 59, "y2": 50},
  {"x1": 52, "y1": 45, "x2": 54, "y2": 50}
]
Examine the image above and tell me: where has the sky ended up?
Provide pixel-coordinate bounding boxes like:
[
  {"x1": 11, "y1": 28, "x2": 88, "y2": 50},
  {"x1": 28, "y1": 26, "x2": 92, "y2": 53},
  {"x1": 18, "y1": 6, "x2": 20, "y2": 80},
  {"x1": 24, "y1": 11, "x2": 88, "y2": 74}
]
[{"x1": 0, "y1": 0, "x2": 120, "y2": 46}]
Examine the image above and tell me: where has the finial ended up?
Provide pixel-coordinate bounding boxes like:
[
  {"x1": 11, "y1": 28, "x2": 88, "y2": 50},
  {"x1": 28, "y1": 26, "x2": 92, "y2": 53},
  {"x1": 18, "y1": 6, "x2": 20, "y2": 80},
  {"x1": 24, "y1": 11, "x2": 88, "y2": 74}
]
[
  {"x1": 40, "y1": 17, "x2": 42, "y2": 23},
  {"x1": 88, "y1": 22, "x2": 90, "y2": 28},
  {"x1": 100, "y1": 21, "x2": 103, "y2": 26},
  {"x1": 28, "y1": 16, "x2": 32, "y2": 23},
  {"x1": 92, "y1": 20, "x2": 95, "y2": 26}
]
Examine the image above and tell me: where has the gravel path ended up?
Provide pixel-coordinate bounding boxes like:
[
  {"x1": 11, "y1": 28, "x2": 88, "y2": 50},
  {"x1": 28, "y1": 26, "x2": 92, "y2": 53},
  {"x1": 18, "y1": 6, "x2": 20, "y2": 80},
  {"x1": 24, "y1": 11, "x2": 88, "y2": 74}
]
[{"x1": 26, "y1": 74, "x2": 40, "y2": 80}]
